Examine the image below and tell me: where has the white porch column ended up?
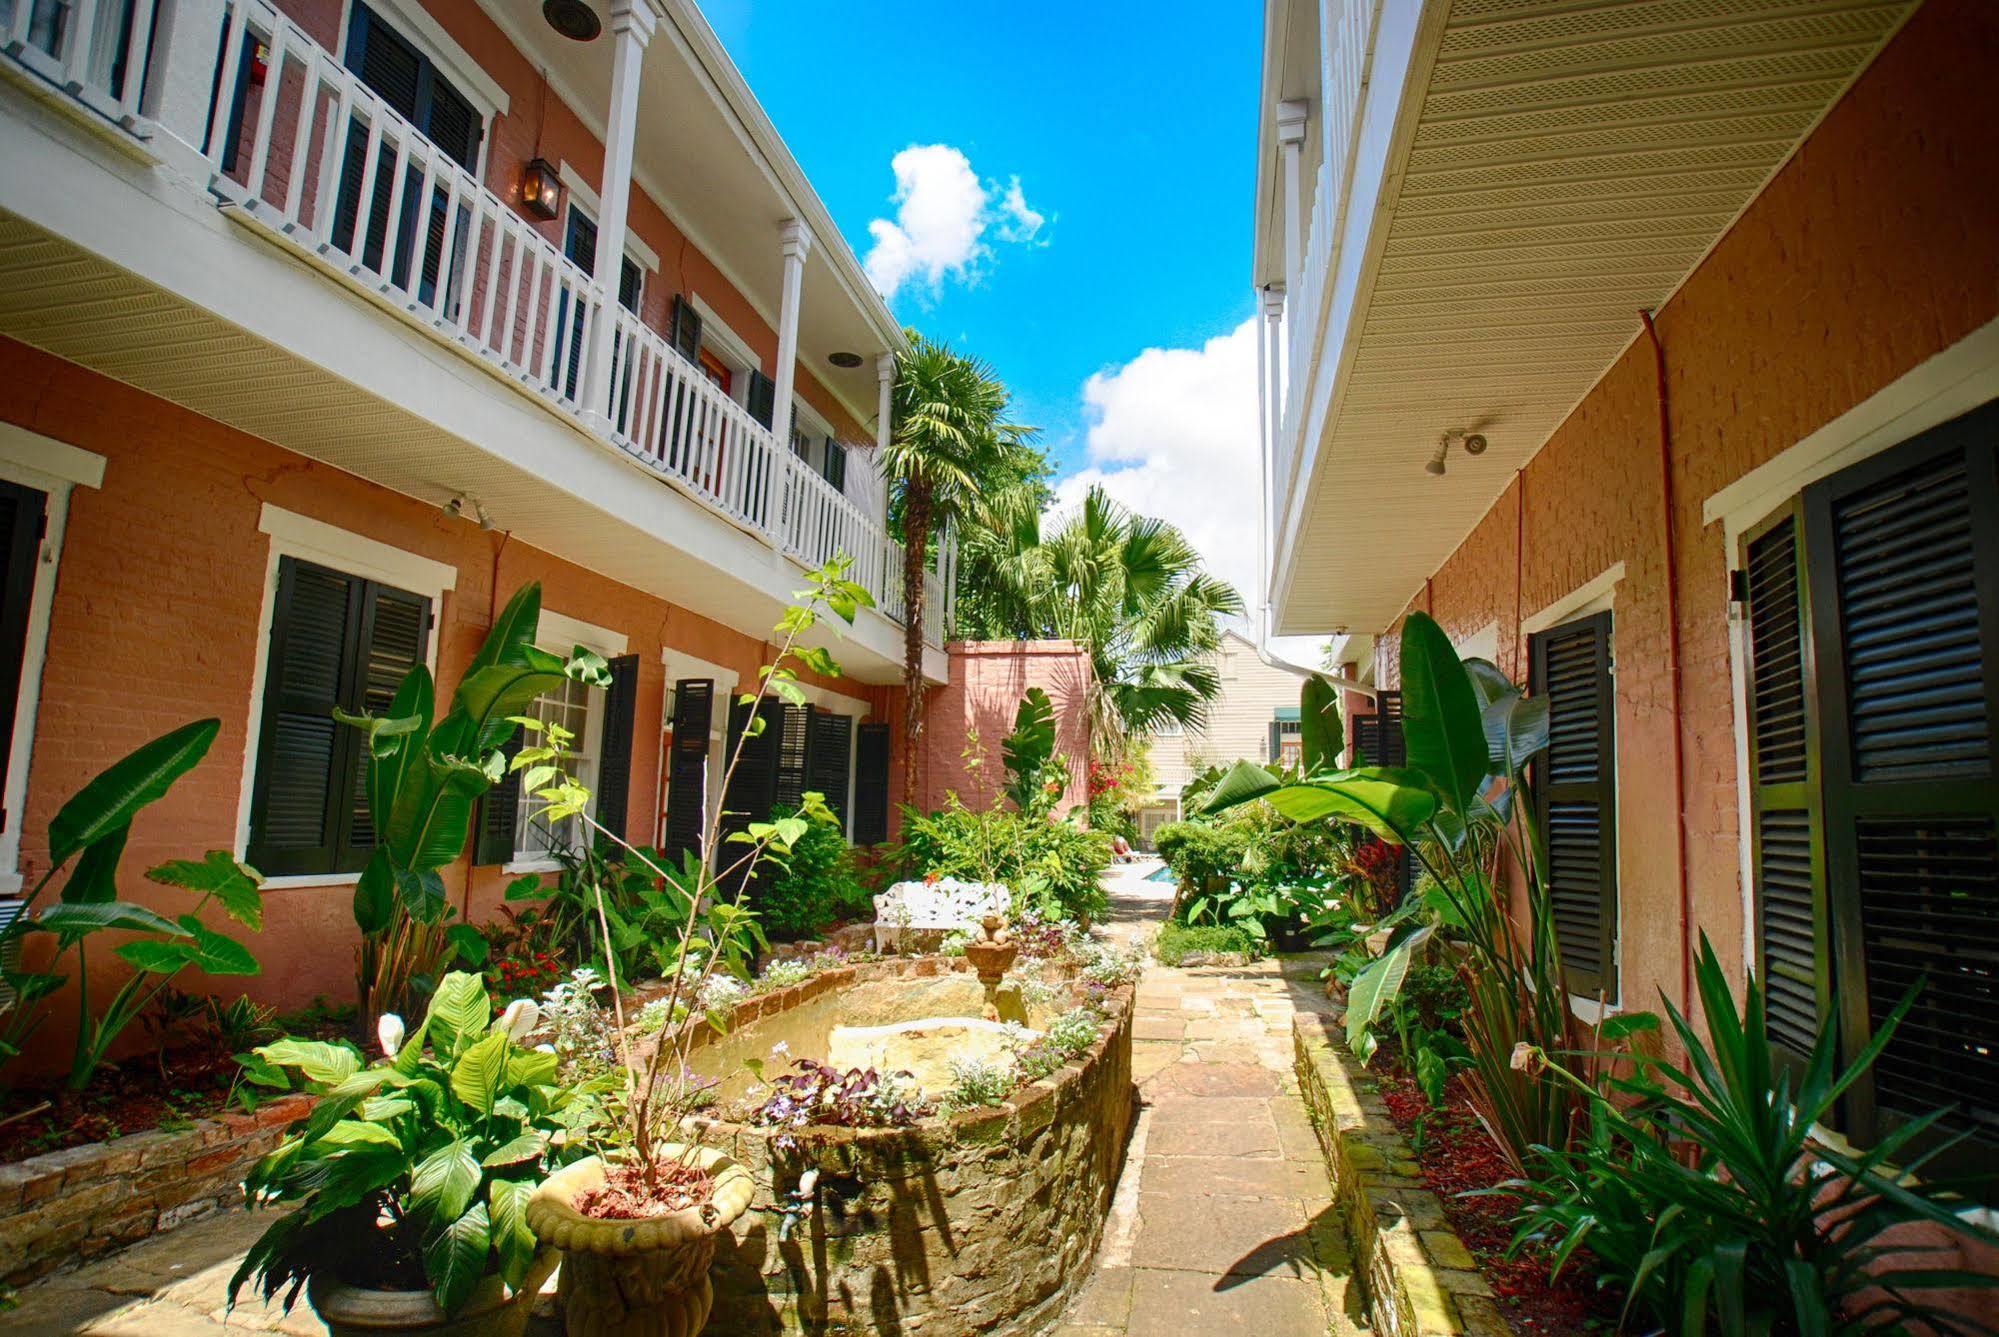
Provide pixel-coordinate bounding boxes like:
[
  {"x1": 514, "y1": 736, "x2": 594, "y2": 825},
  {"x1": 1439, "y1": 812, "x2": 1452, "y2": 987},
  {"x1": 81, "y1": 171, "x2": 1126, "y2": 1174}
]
[
  {"x1": 1275, "y1": 101, "x2": 1309, "y2": 304},
  {"x1": 579, "y1": 0, "x2": 657, "y2": 429},
  {"x1": 142, "y1": 0, "x2": 227, "y2": 166},
  {"x1": 770, "y1": 218, "x2": 813, "y2": 446},
  {"x1": 875, "y1": 352, "x2": 895, "y2": 452},
  {"x1": 1261, "y1": 283, "x2": 1287, "y2": 585}
]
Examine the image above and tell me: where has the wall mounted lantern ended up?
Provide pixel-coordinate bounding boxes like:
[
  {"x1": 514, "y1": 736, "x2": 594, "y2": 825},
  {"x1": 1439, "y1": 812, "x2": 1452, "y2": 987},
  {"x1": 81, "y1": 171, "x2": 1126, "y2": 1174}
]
[{"x1": 522, "y1": 157, "x2": 562, "y2": 221}]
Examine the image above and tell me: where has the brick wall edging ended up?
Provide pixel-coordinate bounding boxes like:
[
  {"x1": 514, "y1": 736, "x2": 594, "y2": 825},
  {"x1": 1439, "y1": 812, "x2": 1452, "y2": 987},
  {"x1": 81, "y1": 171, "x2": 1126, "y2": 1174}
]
[
  {"x1": 0, "y1": 1091, "x2": 314, "y2": 1287},
  {"x1": 1292, "y1": 1012, "x2": 1504, "y2": 1336}
]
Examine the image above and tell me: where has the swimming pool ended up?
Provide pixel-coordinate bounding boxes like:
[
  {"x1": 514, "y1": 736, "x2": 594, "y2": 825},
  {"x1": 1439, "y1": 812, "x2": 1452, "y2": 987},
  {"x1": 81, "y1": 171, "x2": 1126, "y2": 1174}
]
[{"x1": 1145, "y1": 864, "x2": 1176, "y2": 883}]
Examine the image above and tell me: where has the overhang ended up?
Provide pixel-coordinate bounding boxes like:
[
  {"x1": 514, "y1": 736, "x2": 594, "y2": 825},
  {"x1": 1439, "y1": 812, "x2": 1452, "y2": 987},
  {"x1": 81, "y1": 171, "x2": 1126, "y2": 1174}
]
[{"x1": 1270, "y1": 0, "x2": 1917, "y2": 637}]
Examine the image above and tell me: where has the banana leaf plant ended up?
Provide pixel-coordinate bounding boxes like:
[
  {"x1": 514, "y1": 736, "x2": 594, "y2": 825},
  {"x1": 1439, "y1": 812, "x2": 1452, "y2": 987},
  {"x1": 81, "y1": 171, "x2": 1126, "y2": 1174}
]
[
  {"x1": 1204, "y1": 611, "x2": 1618, "y2": 1169},
  {"x1": 0, "y1": 719, "x2": 267, "y2": 1092},
  {"x1": 337, "y1": 582, "x2": 609, "y2": 1017}
]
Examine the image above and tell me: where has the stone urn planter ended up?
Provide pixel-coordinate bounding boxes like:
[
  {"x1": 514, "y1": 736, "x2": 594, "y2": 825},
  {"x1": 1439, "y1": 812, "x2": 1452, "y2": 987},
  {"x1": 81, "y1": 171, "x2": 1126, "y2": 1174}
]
[
  {"x1": 306, "y1": 1249, "x2": 557, "y2": 1337},
  {"x1": 527, "y1": 1148, "x2": 756, "y2": 1336}
]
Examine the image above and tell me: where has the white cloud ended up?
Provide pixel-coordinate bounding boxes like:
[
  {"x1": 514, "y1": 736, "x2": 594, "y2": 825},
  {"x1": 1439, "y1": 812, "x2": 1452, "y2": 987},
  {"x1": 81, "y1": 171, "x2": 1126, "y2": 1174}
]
[
  {"x1": 1054, "y1": 319, "x2": 1327, "y2": 666},
  {"x1": 863, "y1": 146, "x2": 1046, "y2": 301}
]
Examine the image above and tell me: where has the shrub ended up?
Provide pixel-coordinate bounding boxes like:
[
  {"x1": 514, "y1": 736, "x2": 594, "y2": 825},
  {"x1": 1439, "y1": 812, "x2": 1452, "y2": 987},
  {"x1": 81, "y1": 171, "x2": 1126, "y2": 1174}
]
[
  {"x1": 758, "y1": 805, "x2": 869, "y2": 939},
  {"x1": 894, "y1": 798, "x2": 1111, "y2": 923},
  {"x1": 942, "y1": 1055, "x2": 1013, "y2": 1110},
  {"x1": 749, "y1": 1059, "x2": 929, "y2": 1145},
  {"x1": 1154, "y1": 920, "x2": 1258, "y2": 966}
]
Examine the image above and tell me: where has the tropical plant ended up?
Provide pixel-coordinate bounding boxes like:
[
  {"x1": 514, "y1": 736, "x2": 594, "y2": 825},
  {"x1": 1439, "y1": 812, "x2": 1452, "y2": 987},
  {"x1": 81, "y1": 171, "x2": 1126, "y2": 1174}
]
[
  {"x1": 1001, "y1": 686, "x2": 1061, "y2": 815},
  {"x1": 229, "y1": 971, "x2": 605, "y2": 1316},
  {"x1": 338, "y1": 582, "x2": 611, "y2": 1018},
  {"x1": 0, "y1": 719, "x2": 274, "y2": 1094},
  {"x1": 758, "y1": 802, "x2": 868, "y2": 939},
  {"x1": 1206, "y1": 611, "x2": 1611, "y2": 1169},
  {"x1": 1299, "y1": 672, "x2": 1344, "y2": 773},
  {"x1": 1503, "y1": 936, "x2": 1999, "y2": 1334},
  {"x1": 893, "y1": 798, "x2": 1110, "y2": 924},
  {"x1": 962, "y1": 485, "x2": 1244, "y2": 755},
  {"x1": 514, "y1": 557, "x2": 871, "y2": 1198},
  {"x1": 883, "y1": 333, "x2": 1032, "y2": 801},
  {"x1": 1153, "y1": 920, "x2": 1259, "y2": 966}
]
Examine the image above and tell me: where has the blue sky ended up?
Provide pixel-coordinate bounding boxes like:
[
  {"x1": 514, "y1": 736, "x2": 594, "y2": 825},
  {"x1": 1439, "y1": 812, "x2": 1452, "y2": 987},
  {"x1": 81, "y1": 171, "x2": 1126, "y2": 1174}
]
[{"x1": 706, "y1": 0, "x2": 1264, "y2": 479}]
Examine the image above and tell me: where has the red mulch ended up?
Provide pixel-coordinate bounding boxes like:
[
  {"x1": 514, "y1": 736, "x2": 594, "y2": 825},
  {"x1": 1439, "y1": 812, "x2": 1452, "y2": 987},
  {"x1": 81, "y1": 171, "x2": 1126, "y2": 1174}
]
[
  {"x1": 0, "y1": 1043, "x2": 247, "y2": 1163},
  {"x1": 575, "y1": 1159, "x2": 716, "y2": 1220},
  {"x1": 1378, "y1": 1067, "x2": 1620, "y2": 1335}
]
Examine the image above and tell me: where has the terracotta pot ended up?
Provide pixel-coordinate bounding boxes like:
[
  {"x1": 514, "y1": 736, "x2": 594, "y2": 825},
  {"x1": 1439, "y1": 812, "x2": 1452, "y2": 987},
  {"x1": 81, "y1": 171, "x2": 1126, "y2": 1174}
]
[
  {"x1": 527, "y1": 1149, "x2": 756, "y2": 1337},
  {"x1": 306, "y1": 1247, "x2": 557, "y2": 1337}
]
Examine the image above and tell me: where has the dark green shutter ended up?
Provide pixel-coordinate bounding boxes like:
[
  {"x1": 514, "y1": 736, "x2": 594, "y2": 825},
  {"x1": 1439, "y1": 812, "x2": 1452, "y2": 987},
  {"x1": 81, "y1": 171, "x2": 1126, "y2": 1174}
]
[
  {"x1": 721, "y1": 698, "x2": 781, "y2": 893},
  {"x1": 0, "y1": 480, "x2": 46, "y2": 837},
  {"x1": 853, "y1": 721, "x2": 891, "y2": 845},
  {"x1": 1268, "y1": 721, "x2": 1283, "y2": 764},
  {"x1": 747, "y1": 371, "x2": 777, "y2": 430},
  {"x1": 472, "y1": 733, "x2": 524, "y2": 865},
  {"x1": 809, "y1": 710, "x2": 854, "y2": 832},
  {"x1": 823, "y1": 442, "x2": 847, "y2": 492},
  {"x1": 663, "y1": 679, "x2": 714, "y2": 864},
  {"x1": 1530, "y1": 612, "x2": 1618, "y2": 1000},
  {"x1": 773, "y1": 701, "x2": 812, "y2": 811},
  {"x1": 249, "y1": 558, "x2": 429, "y2": 877},
  {"x1": 1804, "y1": 403, "x2": 1999, "y2": 1153},
  {"x1": 669, "y1": 295, "x2": 703, "y2": 362},
  {"x1": 593, "y1": 654, "x2": 641, "y2": 845},
  {"x1": 1742, "y1": 506, "x2": 1828, "y2": 1075}
]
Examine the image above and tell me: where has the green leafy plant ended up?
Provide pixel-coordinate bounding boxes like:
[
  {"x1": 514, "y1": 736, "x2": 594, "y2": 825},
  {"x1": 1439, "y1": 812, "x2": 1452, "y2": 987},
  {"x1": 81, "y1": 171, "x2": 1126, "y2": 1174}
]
[
  {"x1": 1299, "y1": 672, "x2": 1343, "y2": 774},
  {"x1": 893, "y1": 798, "x2": 1111, "y2": 923},
  {"x1": 758, "y1": 803, "x2": 868, "y2": 939},
  {"x1": 1503, "y1": 936, "x2": 1999, "y2": 1334},
  {"x1": 1206, "y1": 612, "x2": 1632, "y2": 1169},
  {"x1": 0, "y1": 720, "x2": 274, "y2": 1093},
  {"x1": 230, "y1": 971, "x2": 604, "y2": 1316},
  {"x1": 338, "y1": 582, "x2": 610, "y2": 1019},
  {"x1": 1153, "y1": 920, "x2": 1258, "y2": 966},
  {"x1": 1001, "y1": 686, "x2": 1060, "y2": 814}
]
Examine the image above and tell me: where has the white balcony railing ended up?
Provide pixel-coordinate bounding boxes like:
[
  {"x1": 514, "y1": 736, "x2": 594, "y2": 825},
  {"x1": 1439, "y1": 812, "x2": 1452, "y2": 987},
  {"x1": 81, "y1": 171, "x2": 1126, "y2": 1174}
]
[
  {"x1": 7, "y1": 0, "x2": 943, "y2": 643},
  {"x1": 1, "y1": 0, "x2": 155, "y2": 128}
]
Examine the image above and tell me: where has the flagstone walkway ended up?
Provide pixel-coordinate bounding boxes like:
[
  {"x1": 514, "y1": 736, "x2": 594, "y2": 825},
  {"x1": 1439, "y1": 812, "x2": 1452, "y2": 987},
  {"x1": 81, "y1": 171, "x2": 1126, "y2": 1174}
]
[{"x1": 1057, "y1": 861, "x2": 1367, "y2": 1334}]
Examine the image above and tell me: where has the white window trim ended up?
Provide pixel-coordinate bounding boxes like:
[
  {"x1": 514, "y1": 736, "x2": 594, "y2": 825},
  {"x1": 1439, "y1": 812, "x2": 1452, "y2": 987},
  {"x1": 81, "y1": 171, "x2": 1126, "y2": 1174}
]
[
  {"x1": 555, "y1": 165, "x2": 662, "y2": 275},
  {"x1": 0, "y1": 428, "x2": 106, "y2": 894},
  {"x1": 1523, "y1": 567, "x2": 1624, "y2": 1013},
  {"x1": 1713, "y1": 315, "x2": 1999, "y2": 976},
  {"x1": 337, "y1": 0, "x2": 510, "y2": 124},
  {"x1": 236, "y1": 505, "x2": 458, "y2": 889},
  {"x1": 659, "y1": 648, "x2": 740, "y2": 854},
  {"x1": 505, "y1": 610, "x2": 626, "y2": 872},
  {"x1": 1453, "y1": 621, "x2": 1500, "y2": 667}
]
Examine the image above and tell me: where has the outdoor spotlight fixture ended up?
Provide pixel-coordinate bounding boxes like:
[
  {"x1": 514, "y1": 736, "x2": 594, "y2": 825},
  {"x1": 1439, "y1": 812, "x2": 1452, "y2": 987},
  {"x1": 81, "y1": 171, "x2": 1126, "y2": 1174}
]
[
  {"x1": 443, "y1": 492, "x2": 493, "y2": 530},
  {"x1": 828, "y1": 351, "x2": 864, "y2": 369},
  {"x1": 543, "y1": 0, "x2": 601, "y2": 41},
  {"x1": 521, "y1": 157, "x2": 561, "y2": 220},
  {"x1": 1426, "y1": 428, "x2": 1491, "y2": 476},
  {"x1": 1463, "y1": 432, "x2": 1488, "y2": 456},
  {"x1": 1425, "y1": 434, "x2": 1452, "y2": 476}
]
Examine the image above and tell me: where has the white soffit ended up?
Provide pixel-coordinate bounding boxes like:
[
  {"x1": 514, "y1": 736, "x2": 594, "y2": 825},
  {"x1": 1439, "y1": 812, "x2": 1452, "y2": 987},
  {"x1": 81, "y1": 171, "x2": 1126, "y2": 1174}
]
[{"x1": 1282, "y1": 0, "x2": 1914, "y2": 636}]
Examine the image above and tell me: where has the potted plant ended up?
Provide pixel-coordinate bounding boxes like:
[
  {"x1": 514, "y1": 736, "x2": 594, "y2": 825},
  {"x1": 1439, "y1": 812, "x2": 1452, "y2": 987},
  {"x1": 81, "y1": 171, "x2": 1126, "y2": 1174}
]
[
  {"x1": 517, "y1": 557, "x2": 870, "y2": 1335},
  {"x1": 229, "y1": 971, "x2": 607, "y2": 1335}
]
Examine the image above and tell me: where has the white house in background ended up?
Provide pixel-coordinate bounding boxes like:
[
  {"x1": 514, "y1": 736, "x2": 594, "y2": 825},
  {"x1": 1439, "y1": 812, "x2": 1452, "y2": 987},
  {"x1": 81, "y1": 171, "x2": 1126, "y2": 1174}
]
[{"x1": 1137, "y1": 630, "x2": 1314, "y2": 844}]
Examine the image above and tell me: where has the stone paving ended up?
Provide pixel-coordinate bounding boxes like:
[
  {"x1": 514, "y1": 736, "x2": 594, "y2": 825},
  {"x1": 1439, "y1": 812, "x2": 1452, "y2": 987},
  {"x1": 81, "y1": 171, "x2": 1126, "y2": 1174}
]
[
  {"x1": 1054, "y1": 860, "x2": 1367, "y2": 1335},
  {"x1": 8, "y1": 860, "x2": 1367, "y2": 1335}
]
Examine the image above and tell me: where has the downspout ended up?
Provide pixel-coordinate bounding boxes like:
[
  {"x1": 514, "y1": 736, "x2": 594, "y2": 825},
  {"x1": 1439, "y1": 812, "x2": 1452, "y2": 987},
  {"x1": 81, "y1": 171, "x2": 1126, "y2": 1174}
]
[{"x1": 1639, "y1": 309, "x2": 1693, "y2": 1014}]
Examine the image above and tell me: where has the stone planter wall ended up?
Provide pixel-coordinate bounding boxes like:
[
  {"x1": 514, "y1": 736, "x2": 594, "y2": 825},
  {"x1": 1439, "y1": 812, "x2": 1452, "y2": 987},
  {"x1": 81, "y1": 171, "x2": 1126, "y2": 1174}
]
[
  {"x1": 1292, "y1": 1012, "x2": 1503, "y2": 1336},
  {"x1": 0, "y1": 1092, "x2": 313, "y2": 1286},
  {"x1": 656, "y1": 956, "x2": 1135, "y2": 1336}
]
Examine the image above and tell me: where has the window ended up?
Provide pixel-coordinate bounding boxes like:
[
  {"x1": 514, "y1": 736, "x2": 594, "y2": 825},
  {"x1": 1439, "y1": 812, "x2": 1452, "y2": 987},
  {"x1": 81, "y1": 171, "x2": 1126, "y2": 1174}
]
[
  {"x1": 497, "y1": 613, "x2": 628, "y2": 867},
  {"x1": 330, "y1": 3, "x2": 485, "y2": 306},
  {"x1": 0, "y1": 479, "x2": 48, "y2": 845},
  {"x1": 1742, "y1": 400, "x2": 1998, "y2": 1168},
  {"x1": 513, "y1": 673, "x2": 599, "y2": 861},
  {"x1": 247, "y1": 557, "x2": 431, "y2": 878},
  {"x1": 1269, "y1": 712, "x2": 1302, "y2": 766},
  {"x1": 1529, "y1": 611, "x2": 1618, "y2": 1001}
]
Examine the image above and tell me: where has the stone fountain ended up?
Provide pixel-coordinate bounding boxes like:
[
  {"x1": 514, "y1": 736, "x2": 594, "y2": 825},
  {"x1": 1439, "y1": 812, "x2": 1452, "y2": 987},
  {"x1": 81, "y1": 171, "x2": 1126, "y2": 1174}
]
[{"x1": 961, "y1": 914, "x2": 1027, "y2": 1024}]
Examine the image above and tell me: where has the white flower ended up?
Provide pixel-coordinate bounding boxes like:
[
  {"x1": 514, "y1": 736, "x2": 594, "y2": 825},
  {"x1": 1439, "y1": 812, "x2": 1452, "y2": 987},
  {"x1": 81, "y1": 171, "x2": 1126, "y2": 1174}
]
[
  {"x1": 535, "y1": 1043, "x2": 557, "y2": 1054},
  {"x1": 498, "y1": 999, "x2": 539, "y2": 1042},
  {"x1": 376, "y1": 1013, "x2": 405, "y2": 1058},
  {"x1": 770, "y1": 1040, "x2": 790, "y2": 1057}
]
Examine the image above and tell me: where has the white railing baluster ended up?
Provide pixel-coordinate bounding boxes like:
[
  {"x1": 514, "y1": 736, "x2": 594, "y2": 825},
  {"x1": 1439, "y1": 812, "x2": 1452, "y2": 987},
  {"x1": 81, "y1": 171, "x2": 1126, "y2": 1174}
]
[
  {"x1": 204, "y1": 1, "x2": 250, "y2": 183},
  {"x1": 59, "y1": 0, "x2": 100, "y2": 92},
  {"x1": 244, "y1": 17, "x2": 289, "y2": 202},
  {"x1": 117, "y1": 0, "x2": 156, "y2": 125},
  {"x1": 310, "y1": 71, "x2": 353, "y2": 248},
  {"x1": 279, "y1": 47, "x2": 319, "y2": 229}
]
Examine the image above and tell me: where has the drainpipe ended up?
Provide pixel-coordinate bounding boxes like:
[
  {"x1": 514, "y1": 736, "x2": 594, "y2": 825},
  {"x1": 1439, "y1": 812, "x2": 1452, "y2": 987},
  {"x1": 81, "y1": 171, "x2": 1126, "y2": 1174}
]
[{"x1": 1639, "y1": 309, "x2": 1694, "y2": 1015}]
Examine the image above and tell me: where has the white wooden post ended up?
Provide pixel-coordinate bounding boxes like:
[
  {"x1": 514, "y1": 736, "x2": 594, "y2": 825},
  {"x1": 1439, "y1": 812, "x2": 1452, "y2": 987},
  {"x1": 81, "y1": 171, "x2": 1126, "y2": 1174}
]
[
  {"x1": 141, "y1": 0, "x2": 228, "y2": 167},
  {"x1": 875, "y1": 351, "x2": 895, "y2": 452},
  {"x1": 1276, "y1": 101, "x2": 1309, "y2": 308},
  {"x1": 1262, "y1": 283, "x2": 1287, "y2": 466},
  {"x1": 770, "y1": 218, "x2": 812, "y2": 448},
  {"x1": 579, "y1": 0, "x2": 656, "y2": 430}
]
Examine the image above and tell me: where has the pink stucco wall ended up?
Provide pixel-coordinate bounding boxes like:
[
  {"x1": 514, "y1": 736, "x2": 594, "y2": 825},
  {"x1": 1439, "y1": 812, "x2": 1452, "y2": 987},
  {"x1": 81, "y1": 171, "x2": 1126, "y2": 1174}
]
[{"x1": 917, "y1": 641, "x2": 1093, "y2": 818}]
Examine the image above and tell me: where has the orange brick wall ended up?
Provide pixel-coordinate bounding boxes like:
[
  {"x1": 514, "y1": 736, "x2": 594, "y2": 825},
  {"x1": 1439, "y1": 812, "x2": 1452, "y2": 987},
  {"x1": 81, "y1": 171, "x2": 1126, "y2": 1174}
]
[
  {"x1": 3, "y1": 336, "x2": 891, "y2": 1058},
  {"x1": 1367, "y1": 0, "x2": 1999, "y2": 1025}
]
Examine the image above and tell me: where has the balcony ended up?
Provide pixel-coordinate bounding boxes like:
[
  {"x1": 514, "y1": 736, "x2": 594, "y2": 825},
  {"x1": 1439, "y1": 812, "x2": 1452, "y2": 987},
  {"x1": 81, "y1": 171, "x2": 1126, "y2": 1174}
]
[{"x1": 0, "y1": 0, "x2": 949, "y2": 657}]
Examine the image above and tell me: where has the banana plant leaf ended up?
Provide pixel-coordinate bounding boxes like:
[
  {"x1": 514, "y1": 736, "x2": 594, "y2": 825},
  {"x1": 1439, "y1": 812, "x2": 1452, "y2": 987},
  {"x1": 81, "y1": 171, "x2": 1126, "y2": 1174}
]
[
  {"x1": 1200, "y1": 758, "x2": 1438, "y2": 846},
  {"x1": 1397, "y1": 613, "x2": 1489, "y2": 819},
  {"x1": 1300, "y1": 673, "x2": 1343, "y2": 774},
  {"x1": 48, "y1": 718, "x2": 219, "y2": 864}
]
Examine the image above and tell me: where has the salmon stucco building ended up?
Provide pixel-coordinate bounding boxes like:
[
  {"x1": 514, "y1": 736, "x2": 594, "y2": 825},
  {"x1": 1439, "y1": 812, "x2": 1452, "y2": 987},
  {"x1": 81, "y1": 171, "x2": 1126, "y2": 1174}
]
[
  {"x1": 1254, "y1": 0, "x2": 1999, "y2": 1206},
  {"x1": 0, "y1": 0, "x2": 968, "y2": 1043}
]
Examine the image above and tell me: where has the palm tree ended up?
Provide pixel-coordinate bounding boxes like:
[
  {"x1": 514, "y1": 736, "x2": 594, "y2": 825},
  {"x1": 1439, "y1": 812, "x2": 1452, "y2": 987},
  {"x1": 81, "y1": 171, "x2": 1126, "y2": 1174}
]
[
  {"x1": 881, "y1": 334, "x2": 1030, "y2": 802},
  {"x1": 976, "y1": 485, "x2": 1244, "y2": 756}
]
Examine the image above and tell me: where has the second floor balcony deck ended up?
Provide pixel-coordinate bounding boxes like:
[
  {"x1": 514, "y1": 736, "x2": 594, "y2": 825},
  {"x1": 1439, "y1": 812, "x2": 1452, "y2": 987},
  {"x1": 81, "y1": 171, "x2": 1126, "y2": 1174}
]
[{"x1": 0, "y1": 0, "x2": 950, "y2": 669}]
